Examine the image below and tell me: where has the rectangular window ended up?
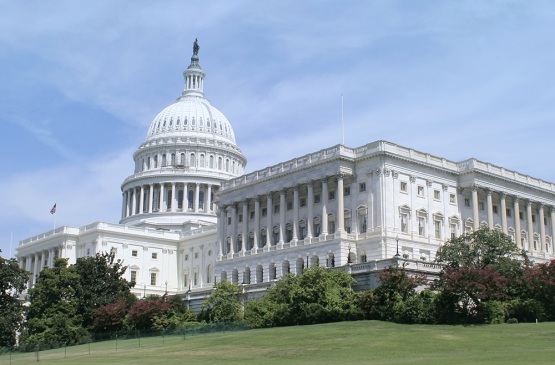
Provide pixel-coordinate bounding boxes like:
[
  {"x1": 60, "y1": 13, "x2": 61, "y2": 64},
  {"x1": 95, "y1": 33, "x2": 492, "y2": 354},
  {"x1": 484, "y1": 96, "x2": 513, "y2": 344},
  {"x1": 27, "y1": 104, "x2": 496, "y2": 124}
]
[
  {"x1": 195, "y1": 252, "x2": 198, "y2": 259},
  {"x1": 532, "y1": 215, "x2": 536, "y2": 223},
  {"x1": 450, "y1": 224, "x2": 456, "y2": 239},
  {"x1": 359, "y1": 182, "x2": 366, "y2": 192},
  {"x1": 274, "y1": 204, "x2": 280, "y2": 214},
  {"x1": 329, "y1": 190, "x2": 335, "y2": 200},
  {"x1": 185, "y1": 254, "x2": 189, "y2": 261},
  {"x1": 228, "y1": 217, "x2": 231, "y2": 225},
  {"x1": 150, "y1": 272, "x2": 157, "y2": 286},
  {"x1": 450, "y1": 194, "x2": 456, "y2": 204},
  {"x1": 152, "y1": 252, "x2": 158, "y2": 259},
  {"x1": 360, "y1": 216, "x2": 367, "y2": 233},
  {"x1": 300, "y1": 198, "x2": 307, "y2": 207},
  {"x1": 479, "y1": 202, "x2": 485, "y2": 211},
  {"x1": 344, "y1": 186, "x2": 350, "y2": 196},
  {"x1": 401, "y1": 214, "x2": 408, "y2": 233},
  {"x1": 434, "y1": 190, "x2": 440, "y2": 200},
  {"x1": 314, "y1": 194, "x2": 321, "y2": 204},
  {"x1": 314, "y1": 223, "x2": 321, "y2": 236},
  {"x1": 435, "y1": 221, "x2": 441, "y2": 239},
  {"x1": 130, "y1": 270, "x2": 137, "y2": 283},
  {"x1": 131, "y1": 250, "x2": 138, "y2": 257},
  {"x1": 287, "y1": 201, "x2": 293, "y2": 210},
  {"x1": 417, "y1": 186, "x2": 424, "y2": 196},
  {"x1": 87, "y1": 248, "x2": 90, "y2": 256},
  {"x1": 418, "y1": 218, "x2": 425, "y2": 236},
  {"x1": 400, "y1": 182, "x2": 407, "y2": 192},
  {"x1": 238, "y1": 214, "x2": 243, "y2": 223},
  {"x1": 519, "y1": 211, "x2": 524, "y2": 220},
  {"x1": 329, "y1": 221, "x2": 336, "y2": 234},
  {"x1": 506, "y1": 208, "x2": 512, "y2": 217},
  {"x1": 262, "y1": 208, "x2": 267, "y2": 216},
  {"x1": 464, "y1": 198, "x2": 470, "y2": 207},
  {"x1": 545, "y1": 217, "x2": 548, "y2": 225},
  {"x1": 111, "y1": 247, "x2": 117, "y2": 255},
  {"x1": 194, "y1": 272, "x2": 198, "y2": 286},
  {"x1": 250, "y1": 211, "x2": 255, "y2": 220},
  {"x1": 493, "y1": 205, "x2": 498, "y2": 214}
]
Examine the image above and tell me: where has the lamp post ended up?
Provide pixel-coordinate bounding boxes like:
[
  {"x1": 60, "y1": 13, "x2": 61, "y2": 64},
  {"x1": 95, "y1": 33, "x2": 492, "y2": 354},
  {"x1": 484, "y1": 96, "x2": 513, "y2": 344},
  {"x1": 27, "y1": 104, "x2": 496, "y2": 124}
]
[
  {"x1": 394, "y1": 234, "x2": 400, "y2": 259},
  {"x1": 347, "y1": 243, "x2": 352, "y2": 264},
  {"x1": 143, "y1": 284, "x2": 146, "y2": 298},
  {"x1": 165, "y1": 280, "x2": 168, "y2": 295},
  {"x1": 306, "y1": 252, "x2": 309, "y2": 269}
]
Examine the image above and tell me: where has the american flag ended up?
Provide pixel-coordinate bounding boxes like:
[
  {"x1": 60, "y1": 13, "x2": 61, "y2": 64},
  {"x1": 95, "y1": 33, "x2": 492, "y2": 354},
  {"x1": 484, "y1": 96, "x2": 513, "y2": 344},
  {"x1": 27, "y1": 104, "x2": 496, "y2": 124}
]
[{"x1": 50, "y1": 204, "x2": 57, "y2": 215}]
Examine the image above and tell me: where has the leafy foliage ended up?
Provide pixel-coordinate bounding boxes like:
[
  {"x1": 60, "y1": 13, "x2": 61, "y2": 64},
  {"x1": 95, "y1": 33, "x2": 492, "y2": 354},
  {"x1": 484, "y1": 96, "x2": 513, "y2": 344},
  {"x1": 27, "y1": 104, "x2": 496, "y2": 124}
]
[
  {"x1": 245, "y1": 266, "x2": 362, "y2": 328},
  {"x1": 127, "y1": 296, "x2": 171, "y2": 329},
  {"x1": 92, "y1": 299, "x2": 128, "y2": 331},
  {"x1": 0, "y1": 250, "x2": 29, "y2": 346},
  {"x1": 199, "y1": 280, "x2": 243, "y2": 323}
]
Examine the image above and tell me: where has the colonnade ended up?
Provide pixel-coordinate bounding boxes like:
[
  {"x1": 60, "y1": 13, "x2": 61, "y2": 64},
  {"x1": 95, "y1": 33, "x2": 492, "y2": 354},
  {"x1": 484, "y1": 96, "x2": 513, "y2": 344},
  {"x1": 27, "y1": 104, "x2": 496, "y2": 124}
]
[
  {"x1": 466, "y1": 184, "x2": 554, "y2": 252},
  {"x1": 216, "y1": 173, "x2": 357, "y2": 257},
  {"x1": 185, "y1": 74, "x2": 203, "y2": 91},
  {"x1": 122, "y1": 182, "x2": 215, "y2": 219},
  {"x1": 19, "y1": 248, "x2": 58, "y2": 287}
]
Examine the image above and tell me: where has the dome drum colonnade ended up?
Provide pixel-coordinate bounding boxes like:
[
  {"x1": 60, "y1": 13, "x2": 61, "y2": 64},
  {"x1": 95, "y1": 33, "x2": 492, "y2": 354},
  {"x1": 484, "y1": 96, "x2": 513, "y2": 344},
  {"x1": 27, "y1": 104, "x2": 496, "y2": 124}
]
[{"x1": 462, "y1": 184, "x2": 555, "y2": 253}]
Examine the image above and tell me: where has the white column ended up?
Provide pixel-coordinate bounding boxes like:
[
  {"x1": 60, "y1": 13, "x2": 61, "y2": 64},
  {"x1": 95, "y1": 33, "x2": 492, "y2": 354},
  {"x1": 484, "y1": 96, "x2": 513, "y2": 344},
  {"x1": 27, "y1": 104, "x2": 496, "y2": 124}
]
[
  {"x1": 126, "y1": 189, "x2": 131, "y2": 217},
  {"x1": 131, "y1": 188, "x2": 137, "y2": 216},
  {"x1": 177, "y1": 249, "x2": 183, "y2": 290},
  {"x1": 337, "y1": 174, "x2": 345, "y2": 233},
  {"x1": 254, "y1": 197, "x2": 260, "y2": 249},
  {"x1": 121, "y1": 192, "x2": 126, "y2": 219},
  {"x1": 171, "y1": 182, "x2": 176, "y2": 212},
  {"x1": 293, "y1": 185, "x2": 299, "y2": 241},
  {"x1": 195, "y1": 183, "x2": 200, "y2": 213},
  {"x1": 33, "y1": 253, "x2": 39, "y2": 286},
  {"x1": 426, "y1": 180, "x2": 433, "y2": 239},
  {"x1": 161, "y1": 183, "x2": 166, "y2": 211},
  {"x1": 266, "y1": 193, "x2": 272, "y2": 247},
  {"x1": 148, "y1": 184, "x2": 154, "y2": 213},
  {"x1": 513, "y1": 196, "x2": 522, "y2": 248},
  {"x1": 539, "y1": 203, "x2": 546, "y2": 252},
  {"x1": 230, "y1": 204, "x2": 237, "y2": 253},
  {"x1": 217, "y1": 204, "x2": 226, "y2": 257},
  {"x1": 471, "y1": 184, "x2": 479, "y2": 231},
  {"x1": 183, "y1": 183, "x2": 189, "y2": 210},
  {"x1": 500, "y1": 191, "x2": 507, "y2": 234},
  {"x1": 307, "y1": 181, "x2": 314, "y2": 238},
  {"x1": 486, "y1": 188, "x2": 493, "y2": 229},
  {"x1": 526, "y1": 199, "x2": 533, "y2": 251},
  {"x1": 242, "y1": 199, "x2": 248, "y2": 252},
  {"x1": 551, "y1": 206, "x2": 555, "y2": 253},
  {"x1": 279, "y1": 189, "x2": 286, "y2": 244},
  {"x1": 321, "y1": 178, "x2": 329, "y2": 235},
  {"x1": 139, "y1": 185, "x2": 145, "y2": 214},
  {"x1": 48, "y1": 248, "x2": 54, "y2": 267},
  {"x1": 205, "y1": 184, "x2": 212, "y2": 213}
]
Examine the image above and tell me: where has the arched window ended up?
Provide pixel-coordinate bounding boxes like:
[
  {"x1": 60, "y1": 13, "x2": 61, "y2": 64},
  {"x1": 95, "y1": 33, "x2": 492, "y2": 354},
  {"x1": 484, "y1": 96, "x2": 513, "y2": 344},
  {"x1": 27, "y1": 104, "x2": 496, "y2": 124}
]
[
  {"x1": 200, "y1": 117, "x2": 203, "y2": 127},
  {"x1": 163, "y1": 119, "x2": 166, "y2": 127},
  {"x1": 192, "y1": 117, "x2": 196, "y2": 126},
  {"x1": 147, "y1": 157, "x2": 151, "y2": 169},
  {"x1": 178, "y1": 190, "x2": 184, "y2": 209},
  {"x1": 199, "y1": 191, "x2": 204, "y2": 210},
  {"x1": 162, "y1": 154, "x2": 167, "y2": 166},
  {"x1": 184, "y1": 117, "x2": 188, "y2": 125},
  {"x1": 232, "y1": 161, "x2": 235, "y2": 174},
  {"x1": 157, "y1": 121, "x2": 161, "y2": 129},
  {"x1": 207, "y1": 120, "x2": 211, "y2": 128},
  {"x1": 171, "y1": 153, "x2": 175, "y2": 166},
  {"x1": 169, "y1": 118, "x2": 173, "y2": 126},
  {"x1": 176, "y1": 117, "x2": 180, "y2": 125},
  {"x1": 180, "y1": 153, "x2": 185, "y2": 165},
  {"x1": 218, "y1": 157, "x2": 222, "y2": 170},
  {"x1": 207, "y1": 264, "x2": 212, "y2": 283},
  {"x1": 226, "y1": 159, "x2": 230, "y2": 172},
  {"x1": 200, "y1": 154, "x2": 205, "y2": 168},
  {"x1": 167, "y1": 190, "x2": 172, "y2": 210},
  {"x1": 142, "y1": 159, "x2": 145, "y2": 172},
  {"x1": 188, "y1": 190, "x2": 194, "y2": 209},
  {"x1": 219, "y1": 123, "x2": 223, "y2": 130},
  {"x1": 154, "y1": 155, "x2": 158, "y2": 168},
  {"x1": 209, "y1": 155, "x2": 214, "y2": 169},
  {"x1": 190, "y1": 153, "x2": 196, "y2": 167}
]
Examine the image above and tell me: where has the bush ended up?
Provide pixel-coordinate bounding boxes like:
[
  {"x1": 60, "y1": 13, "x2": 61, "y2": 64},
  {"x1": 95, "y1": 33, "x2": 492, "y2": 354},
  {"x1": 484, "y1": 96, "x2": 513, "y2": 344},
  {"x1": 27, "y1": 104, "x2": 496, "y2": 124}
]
[
  {"x1": 507, "y1": 318, "x2": 518, "y2": 324},
  {"x1": 476, "y1": 301, "x2": 505, "y2": 324},
  {"x1": 504, "y1": 298, "x2": 545, "y2": 323}
]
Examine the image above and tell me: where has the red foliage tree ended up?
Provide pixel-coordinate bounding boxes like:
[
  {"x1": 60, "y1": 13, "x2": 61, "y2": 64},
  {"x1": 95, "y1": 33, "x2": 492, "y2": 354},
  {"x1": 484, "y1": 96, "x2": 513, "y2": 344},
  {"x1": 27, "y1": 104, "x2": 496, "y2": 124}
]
[
  {"x1": 127, "y1": 297, "x2": 171, "y2": 329},
  {"x1": 92, "y1": 299, "x2": 127, "y2": 331},
  {"x1": 521, "y1": 259, "x2": 555, "y2": 319}
]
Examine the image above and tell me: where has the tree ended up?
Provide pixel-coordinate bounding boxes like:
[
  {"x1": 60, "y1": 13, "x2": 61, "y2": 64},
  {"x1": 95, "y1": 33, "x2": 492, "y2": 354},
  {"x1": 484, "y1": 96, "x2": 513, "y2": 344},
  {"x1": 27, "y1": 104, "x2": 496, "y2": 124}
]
[
  {"x1": 245, "y1": 266, "x2": 362, "y2": 328},
  {"x1": 75, "y1": 251, "x2": 135, "y2": 329},
  {"x1": 519, "y1": 259, "x2": 555, "y2": 321},
  {"x1": 23, "y1": 258, "x2": 87, "y2": 346},
  {"x1": 92, "y1": 299, "x2": 128, "y2": 332},
  {"x1": 0, "y1": 250, "x2": 29, "y2": 347},
  {"x1": 126, "y1": 296, "x2": 171, "y2": 330},
  {"x1": 198, "y1": 280, "x2": 243, "y2": 323}
]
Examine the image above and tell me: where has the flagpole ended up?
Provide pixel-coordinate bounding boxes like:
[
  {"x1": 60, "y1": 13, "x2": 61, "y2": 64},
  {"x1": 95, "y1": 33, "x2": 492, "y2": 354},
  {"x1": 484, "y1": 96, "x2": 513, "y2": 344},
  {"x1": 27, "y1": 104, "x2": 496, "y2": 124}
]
[
  {"x1": 341, "y1": 94, "x2": 344, "y2": 145},
  {"x1": 54, "y1": 208, "x2": 57, "y2": 231}
]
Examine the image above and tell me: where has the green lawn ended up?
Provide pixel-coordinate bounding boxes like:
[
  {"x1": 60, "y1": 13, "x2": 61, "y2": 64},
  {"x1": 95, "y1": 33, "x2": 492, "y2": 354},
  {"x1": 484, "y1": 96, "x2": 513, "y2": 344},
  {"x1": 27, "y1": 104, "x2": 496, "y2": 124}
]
[{"x1": 3, "y1": 321, "x2": 555, "y2": 364}]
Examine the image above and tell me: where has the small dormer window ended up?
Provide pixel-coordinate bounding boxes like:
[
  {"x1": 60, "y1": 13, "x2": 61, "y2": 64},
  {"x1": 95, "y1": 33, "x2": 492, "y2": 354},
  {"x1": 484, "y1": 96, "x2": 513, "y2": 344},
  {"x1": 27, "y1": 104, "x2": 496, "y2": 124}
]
[
  {"x1": 184, "y1": 117, "x2": 188, "y2": 125},
  {"x1": 220, "y1": 123, "x2": 223, "y2": 130},
  {"x1": 176, "y1": 118, "x2": 180, "y2": 125},
  {"x1": 169, "y1": 118, "x2": 173, "y2": 126},
  {"x1": 207, "y1": 120, "x2": 211, "y2": 127},
  {"x1": 157, "y1": 121, "x2": 161, "y2": 129},
  {"x1": 163, "y1": 119, "x2": 166, "y2": 127},
  {"x1": 200, "y1": 117, "x2": 203, "y2": 127},
  {"x1": 192, "y1": 117, "x2": 196, "y2": 126}
]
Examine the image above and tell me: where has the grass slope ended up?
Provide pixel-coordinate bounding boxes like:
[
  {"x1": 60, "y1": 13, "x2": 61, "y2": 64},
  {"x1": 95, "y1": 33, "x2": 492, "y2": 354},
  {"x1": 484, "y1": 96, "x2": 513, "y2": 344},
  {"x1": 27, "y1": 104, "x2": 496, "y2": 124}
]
[{"x1": 4, "y1": 321, "x2": 555, "y2": 364}]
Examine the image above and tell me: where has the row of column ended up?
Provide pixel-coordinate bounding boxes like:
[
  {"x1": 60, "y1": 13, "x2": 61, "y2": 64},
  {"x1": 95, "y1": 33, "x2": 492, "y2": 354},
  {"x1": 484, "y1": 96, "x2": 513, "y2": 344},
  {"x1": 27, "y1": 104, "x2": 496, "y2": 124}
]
[
  {"x1": 186, "y1": 74, "x2": 203, "y2": 90},
  {"x1": 122, "y1": 182, "x2": 214, "y2": 219},
  {"x1": 19, "y1": 248, "x2": 58, "y2": 287},
  {"x1": 217, "y1": 173, "x2": 349, "y2": 257},
  {"x1": 467, "y1": 184, "x2": 554, "y2": 252}
]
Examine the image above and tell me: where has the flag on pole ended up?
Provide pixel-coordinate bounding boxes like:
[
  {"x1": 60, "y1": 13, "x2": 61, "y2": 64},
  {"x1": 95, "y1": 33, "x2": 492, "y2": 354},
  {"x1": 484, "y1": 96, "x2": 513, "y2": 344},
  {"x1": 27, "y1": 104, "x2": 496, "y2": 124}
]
[{"x1": 50, "y1": 204, "x2": 57, "y2": 214}]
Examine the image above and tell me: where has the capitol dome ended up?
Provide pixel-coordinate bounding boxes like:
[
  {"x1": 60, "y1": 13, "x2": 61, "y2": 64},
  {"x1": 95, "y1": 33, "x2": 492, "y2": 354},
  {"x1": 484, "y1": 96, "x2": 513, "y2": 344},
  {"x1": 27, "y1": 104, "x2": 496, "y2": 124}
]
[{"x1": 119, "y1": 39, "x2": 247, "y2": 230}]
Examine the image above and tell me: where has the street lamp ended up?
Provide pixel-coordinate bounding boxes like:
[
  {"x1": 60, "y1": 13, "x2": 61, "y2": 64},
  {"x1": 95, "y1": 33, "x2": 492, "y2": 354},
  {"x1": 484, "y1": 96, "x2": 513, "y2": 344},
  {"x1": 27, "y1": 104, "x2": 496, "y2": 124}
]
[
  {"x1": 143, "y1": 284, "x2": 146, "y2": 298},
  {"x1": 394, "y1": 234, "x2": 400, "y2": 259},
  {"x1": 347, "y1": 243, "x2": 352, "y2": 264},
  {"x1": 306, "y1": 252, "x2": 309, "y2": 269},
  {"x1": 165, "y1": 281, "x2": 168, "y2": 295}
]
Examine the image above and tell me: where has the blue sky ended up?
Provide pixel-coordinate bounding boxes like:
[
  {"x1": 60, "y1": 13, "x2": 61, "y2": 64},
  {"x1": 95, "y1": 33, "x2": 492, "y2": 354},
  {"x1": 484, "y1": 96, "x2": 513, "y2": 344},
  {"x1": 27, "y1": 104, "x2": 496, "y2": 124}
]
[{"x1": 1, "y1": 1, "x2": 555, "y2": 257}]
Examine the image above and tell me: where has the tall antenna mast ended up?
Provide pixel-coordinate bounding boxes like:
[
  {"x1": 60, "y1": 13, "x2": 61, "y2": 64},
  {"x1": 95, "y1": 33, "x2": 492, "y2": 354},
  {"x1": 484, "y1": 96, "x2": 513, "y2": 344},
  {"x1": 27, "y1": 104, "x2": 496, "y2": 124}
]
[{"x1": 341, "y1": 94, "x2": 344, "y2": 145}]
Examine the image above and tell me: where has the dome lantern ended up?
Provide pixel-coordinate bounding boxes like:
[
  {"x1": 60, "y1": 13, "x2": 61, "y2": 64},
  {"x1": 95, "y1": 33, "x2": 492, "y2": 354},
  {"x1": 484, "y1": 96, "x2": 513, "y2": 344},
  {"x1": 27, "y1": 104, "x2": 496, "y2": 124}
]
[{"x1": 181, "y1": 38, "x2": 206, "y2": 99}]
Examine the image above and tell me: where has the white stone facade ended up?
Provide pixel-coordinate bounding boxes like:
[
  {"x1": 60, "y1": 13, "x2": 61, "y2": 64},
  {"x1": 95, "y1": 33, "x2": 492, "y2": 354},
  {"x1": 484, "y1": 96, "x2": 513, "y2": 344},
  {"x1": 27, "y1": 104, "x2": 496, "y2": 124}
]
[{"x1": 15, "y1": 44, "x2": 555, "y2": 302}]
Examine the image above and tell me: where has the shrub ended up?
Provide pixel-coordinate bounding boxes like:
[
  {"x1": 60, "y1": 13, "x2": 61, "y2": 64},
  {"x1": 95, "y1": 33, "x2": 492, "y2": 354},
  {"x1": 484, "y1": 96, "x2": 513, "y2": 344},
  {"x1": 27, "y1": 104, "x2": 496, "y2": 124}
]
[
  {"x1": 507, "y1": 318, "x2": 518, "y2": 324},
  {"x1": 504, "y1": 298, "x2": 545, "y2": 323}
]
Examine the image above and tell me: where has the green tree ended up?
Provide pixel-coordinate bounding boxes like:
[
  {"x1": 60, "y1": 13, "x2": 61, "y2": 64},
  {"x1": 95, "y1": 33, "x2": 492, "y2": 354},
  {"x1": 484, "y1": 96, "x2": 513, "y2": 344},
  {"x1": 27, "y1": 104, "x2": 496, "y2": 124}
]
[
  {"x1": 198, "y1": 280, "x2": 243, "y2": 323},
  {"x1": 245, "y1": 266, "x2": 362, "y2": 328},
  {"x1": 0, "y1": 250, "x2": 29, "y2": 347},
  {"x1": 23, "y1": 258, "x2": 87, "y2": 346},
  {"x1": 75, "y1": 251, "x2": 135, "y2": 329}
]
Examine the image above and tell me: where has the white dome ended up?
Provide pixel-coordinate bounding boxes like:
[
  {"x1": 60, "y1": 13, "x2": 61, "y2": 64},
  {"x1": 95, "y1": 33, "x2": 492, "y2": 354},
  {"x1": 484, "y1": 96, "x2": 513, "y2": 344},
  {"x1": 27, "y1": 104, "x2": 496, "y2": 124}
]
[{"x1": 146, "y1": 98, "x2": 236, "y2": 144}]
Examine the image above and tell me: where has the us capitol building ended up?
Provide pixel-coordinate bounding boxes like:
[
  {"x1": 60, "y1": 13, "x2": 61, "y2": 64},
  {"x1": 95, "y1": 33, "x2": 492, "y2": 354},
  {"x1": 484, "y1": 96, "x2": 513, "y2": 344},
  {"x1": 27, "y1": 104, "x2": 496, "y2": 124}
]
[{"x1": 16, "y1": 41, "x2": 555, "y2": 307}]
